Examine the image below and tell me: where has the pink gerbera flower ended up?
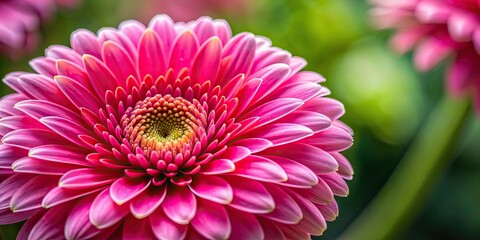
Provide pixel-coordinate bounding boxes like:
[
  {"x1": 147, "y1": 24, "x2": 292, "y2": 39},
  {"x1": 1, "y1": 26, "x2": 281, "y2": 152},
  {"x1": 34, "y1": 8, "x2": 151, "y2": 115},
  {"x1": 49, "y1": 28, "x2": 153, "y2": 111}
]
[
  {"x1": 0, "y1": 15, "x2": 353, "y2": 239},
  {"x1": 370, "y1": 0, "x2": 480, "y2": 110},
  {"x1": 0, "y1": 0, "x2": 78, "y2": 58}
]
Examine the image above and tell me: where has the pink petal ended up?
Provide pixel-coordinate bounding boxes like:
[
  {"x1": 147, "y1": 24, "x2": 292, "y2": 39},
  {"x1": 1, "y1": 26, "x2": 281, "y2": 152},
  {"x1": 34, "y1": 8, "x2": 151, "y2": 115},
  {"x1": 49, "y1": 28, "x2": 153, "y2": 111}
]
[
  {"x1": 230, "y1": 138, "x2": 273, "y2": 153},
  {"x1": 0, "y1": 174, "x2": 32, "y2": 209},
  {"x1": 162, "y1": 186, "x2": 197, "y2": 224},
  {"x1": 242, "y1": 98, "x2": 303, "y2": 128},
  {"x1": 320, "y1": 172, "x2": 349, "y2": 197},
  {"x1": 301, "y1": 126, "x2": 353, "y2": 151},
  {"x1": 191, "y1": 36, "x2": 222, "y2": 85},
  {"x1": 109, "y1": 177, "x2": 150, "y2": 205},
  {"x1": 287, "y1": 190, "x2": 327, "y2": 236},
  {"x1": 258, "y1": 219, "x2": 286, "y2": 240},
  {"x1": 0, "y1": 144, "x2": 27, "y2": 169},
  {"x1": 414, "y1": 38, "x2": 452, "y2": 71},
  {"x1": 317, "y1": 200, "x2": 339, "y2": 222},
  {"x1": 261, "y1": 184, "x2": 302, "y2": 224},
  {"x1": 0, "y1": 208, "x2": 38, "y2": 225},
  {"x1": 249, "y1": 64, "x2": 291, "y2": 104},
  {"x1": 12, "y1": 157, "x2": 77, "y2": 175},
  {"x1": 217, "y1": 145, "x2": 251, "y2": 162},
  {"x1": 191, "y1": 198, "x2": 231, "y2": 239},
  {"x1": 42, "y1": 186, "x2": 102, "y2": 209},
  {"x1": 130, "y1": 185, "x2": 167, "y2": 219},
  {"x1": 148, "y1": 15, "x2": 176, "y2": 54},
  {"x1": 245, "y1": 123, "x2": 313, "y2": 146},
  {"x1": 266, "y1": 155, "x2": 319, "y2": 188},
  {"x1": 262, "y1": 143, "x2": 339, "y2": 174},
  {"x1": 82, "y1": 54, "x2": 121, "y2": 100},
  {"x1": 331, "y1": 152, "x2": 354, "y2": 180},
  {"x1": 297, "y1": 177, "x2": 334, "y2": 205},
  {"x1": 169, "y1": 30, "x2": 199, "y2": 75},
  {"x1": 189, "y1": 175, "x2": 233, "y2": 204},
  {"x1": 2, "y1": 129, "x2": 63, "y2": 149},
  {"x1": 137, "y1": 29, "x2": 167, "y2": 80},
  {"x1": 220, "y1": 33, "x2": 256, "y2": 82},
  {"x1": 200, "y1": 159, "x2": 235, "y2": 175},
  {"x1": 40, "y1": 116, "x2": 92, "y2": 148},
  {"x1": 71, "y1": 29, "x2": 101, "y2": 58},
  {"x1": 192, "y1": 17, "x2": 216, "y2": 44},
  {"x1": 10, "y1": 175, "x2": 58, "y2": 212},
  {"x1": 102, "y1": 41, "x2": 138, "y2": 87},
  {"x1": 27, "y1": 204, "x2": 73, "y2": 240},
  {"x1": 15, "y1": 99, "x2": 84, "y2": 124},
  {"x1": 89, "y1": 187, "x2": 129, "y2": 229},
  {"x1": 227, "y1": 176, "x2": 275, "y2": 214},
  {"x1": 300, "y1": 97, "x2": 345, "y2": 120},
  {"x1": 227, "y1": 207, "x2": 264, "y2": 240},
  {"x1": 65, "y1": 195, "x2": 104, "y2": 240},
  {"x1": 29, "y1": 144, "x2": 90, "y2": 167},
  {"x1": 56, "y1": 60, "x2": 90, "y2": 87},
  {"x1": 60, "y1": 168, "x2": 120, "y2": 189},
  {"x1": 54, "y1": 75, "x2": 103, "y2": 112},
  {"x1": 233, "y1": 155, "x2": 288, "y2": 183},
  {"x1": 277, "y1": 110, "x2": 332, "y2": 133},
  {"x1": 149, "y1": 209, "x2": 188, "y2": 240}
]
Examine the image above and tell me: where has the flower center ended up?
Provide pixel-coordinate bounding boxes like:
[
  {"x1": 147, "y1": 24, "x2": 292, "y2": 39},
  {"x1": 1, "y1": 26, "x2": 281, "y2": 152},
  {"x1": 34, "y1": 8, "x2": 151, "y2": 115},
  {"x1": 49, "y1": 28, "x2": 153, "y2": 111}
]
[{"x1": 123, "y1": 94, "x2": 199, "y2": 152}]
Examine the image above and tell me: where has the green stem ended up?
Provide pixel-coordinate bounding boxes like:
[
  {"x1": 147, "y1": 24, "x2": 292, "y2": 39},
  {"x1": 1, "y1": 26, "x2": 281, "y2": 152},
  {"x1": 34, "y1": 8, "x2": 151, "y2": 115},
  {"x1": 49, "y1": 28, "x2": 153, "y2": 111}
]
[{"x1": 340, "y1": 95, "x2": 470, "y2": 240}]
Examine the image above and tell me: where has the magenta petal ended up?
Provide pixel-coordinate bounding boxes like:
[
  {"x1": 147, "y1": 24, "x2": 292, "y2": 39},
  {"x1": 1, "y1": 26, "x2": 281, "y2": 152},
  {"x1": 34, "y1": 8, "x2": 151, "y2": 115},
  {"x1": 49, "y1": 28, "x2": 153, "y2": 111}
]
[
  {"x1": 56, "y1": 60, "x2": 90, "y2": 87},
  {"x1": 266, "y1": 155, "x2": 318, "y2": 188},
  {"x1": 137, "y1": 29, "x2": 166, "y2": 79},
  {"x1": 54, "y1": 75, "x2": 103, "y2": 112},
  {"x1": 189, "y1": 175, "x2": 233, "y2": 204},
  {"x1": 262, "y1": 143, "x2": 339, "y2": 174},
  {"x1": 15, "y1": 99, "x2": 84, "y2": 124},
  {"x1": 258, "y1": 219, "x2": 286, "y2": 240},
  {"x1": 71, "y1": 29, "x2": 101, "y2": 58},
  {"x1": 227, "y1": 207, "x2": 264, "y2": 240},
  {"x1": 27, "y1": 203, "x2": 74, "y2": 240},
  {"x1": 297, "y1": 178, "x2": 334, "y2": 205},
  {"x1": 246, "y1": 123, "x2": 313, "y2": 146},
  {"x1": 150, "y1": 209, "x2": 188, "y2": 240},
  {"x1": 2, "y1": 129, "x2": 64, "y2": 150},
  {"x1": 317, "y1": 199, "x2": 339, "y2": 222},
  {"x1": 0, "y1": 208, "x2": 38, "y2": 225},
  {"x1": 227, "y1": 176, "x2": 275, "y2": 214},
  {"x1": 12, "y1": 157, "x2": 77, "y2": 175},
  {"x1": 230, "y1": 138, "x2": 273, "y2": 153},
  {"x1": 162, "y1": 186, "x2": 197, "y2": 224},
  {"x1": 278, "y1": 110, "x2": 332, "y2": 133},
  {"x1": 130, "y1": 185, "x2": 166, "y2": 219},
  {"x1": 0, "y1": 144, "x2": 27, "y2": 169},
  {"x1": 42, "y1": 186, "x2": 101, "y2": 209},
  {"x1": 82, "y1": 54, "x2": 121, "y2": 100},
  {"x1": 233, "y1": 155, "x2": 288, "y2": 183},
  {"x1": 65, "y1": 195, "x2": 103, "y2": 240},
  {"x1": 288, "y1": 190, "x2": 327, "y2": 236},
  {"x1": 320, "y1": 172, "x2": 349, "y2": 197},
  {"x1": 191, "y1": 36, "x2": 222, "y2": 85},
  {"x1": 260, "y1": 184, "x2": 302, "y2": 224},
  {"x1": 102, "y1": 41, "x2": 138, "y2": 87},
  {"x1": 89, "y1": 187, "x2": 129, "y2": 229},
  {"x1": 301, "y1": 126, "x2": 353, "y2": 152},
  {"x1": 200, "y1": 159, "x2": 235, "y2": 175},
  {"x1": 109, "y1": 177, "x2": 150, "y2": 205},
  {"x1": 191, "y1": 198, "x2": 231, "y2": 239},
  {"x1": 29, "y1": 144, "x2": 90, "y2": 167},
  {"x1": 243, "y1": 98, "x2": 303, "y2": 128},
  {"x1": 169, "y1": 30, "x2": 199, "y2": 75},
  {"x1": 10, "y1": 175, "x2": 58, "y2": 212},
  {"x1": 217, "y1": 145, "x2": 251, "y2": 162},
  {"x1": 0, "y1": 174, "x2": 32, "y2": 209},
  {"x1": 60, "y1": 168, "x2": 120, "y2": 189}
]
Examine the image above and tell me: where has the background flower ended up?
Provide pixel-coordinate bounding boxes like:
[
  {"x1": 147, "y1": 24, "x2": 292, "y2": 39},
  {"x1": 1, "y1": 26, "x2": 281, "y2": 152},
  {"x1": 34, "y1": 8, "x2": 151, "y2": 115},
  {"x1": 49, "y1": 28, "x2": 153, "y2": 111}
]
[
  {"x1": 370, "y1": 0, "x2": 480, "y2": 111},
  {"x1": 0, "y1": 15, "x2": 353, "y2": 239},
  {"x1": 0, "y1": 0, "x2": 79, "y2": 58}
]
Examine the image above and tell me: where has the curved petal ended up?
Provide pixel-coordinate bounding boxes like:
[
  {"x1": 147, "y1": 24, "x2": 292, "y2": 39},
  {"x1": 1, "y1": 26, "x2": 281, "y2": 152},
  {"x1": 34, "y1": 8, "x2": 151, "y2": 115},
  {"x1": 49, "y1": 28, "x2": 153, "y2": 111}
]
[
  {"x1": 191, "y1": 198, "x2": 231, "y2": 240},
  {"x1": 161, "y1": 186, "x2": 197, "y2": 224},
  {"x1": 191, "y1": 36, "x2": 222, "y2": 85},
  {"x1": 109, "y1": 177, "x2": 150, "y2": 205},
  {"x1": 226, "y1": 176, "x2": 275, "y2": 214},
  {"x1": 266, "y1": 155, "x2": 319, "y2": 188},
  {"x1": 65, "y1": 195, "x2": 103, "y2": 240},
  {"x1": 200, "y1": 159, "x2": 235, "y2": 175},
  {"x1": 233, "y1": 155, "x2": 287, "y2": 183},
  {"x1": 26, "y1": 204, "x2": 74, "y2": 240},
  {"x1": 149, "y1": 209, "x2": 188, "y2": 240},
  {"x1": 227, "y1": 207, "x2": 264, "y2": 240},
  {"x1": 59, "y1": 168, "x2": 120, "y2": 189},
  {"x1": 130, "y1": 185, "x2": 166, "y2": 219},
  {"x1": 261, "y1": 184, "x2": 303, "y2": 224},
  {"x1": 244, "y1": 123, "x2": 313, "y2": 146},
  {"x1": 123, "y1": 216, "x2": 156, "y2": 239},
  {"x1": 89, "y1": 187, "x2": 129, "y2": 229},
  {"x1": 189, "y1": 175, "x2": 233, "y2": 204},
  {"x1": 10, "y1": 176, "x2": 58, "y2": 212},
  {"x1": 137, "y1": 29, "x2": 166, "y2": 79}
]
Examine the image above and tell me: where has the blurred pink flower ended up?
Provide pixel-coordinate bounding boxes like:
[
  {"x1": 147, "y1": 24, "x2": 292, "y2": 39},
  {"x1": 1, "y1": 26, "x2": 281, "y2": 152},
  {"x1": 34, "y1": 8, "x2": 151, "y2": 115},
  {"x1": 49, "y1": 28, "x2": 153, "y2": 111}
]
[
  {"x1": 140, "y1": 0, "x2": 251, "y2": 22},
  {"x1": 370, "y1": 0, "x2": 480, "y2": 109},
  {"x1": 0, "y1": 15, "x2": 353, "y2": 239},
  {"x1": 0, "y1": 0, "x2": 78, "y2": 58}
]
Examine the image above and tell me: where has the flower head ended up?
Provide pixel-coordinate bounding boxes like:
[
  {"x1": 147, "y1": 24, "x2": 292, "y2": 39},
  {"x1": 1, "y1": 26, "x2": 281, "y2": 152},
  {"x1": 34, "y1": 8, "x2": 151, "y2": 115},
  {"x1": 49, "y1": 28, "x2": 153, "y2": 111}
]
[
  {"x1": 0, "y1": 15, "x2": 353, "y2": 239},
  {"x1": 0, "y1": 0, "x2": 78, "y2": 58},
  {"x1": 370, "y1": 0, "x2": 480, "y2": 110}
]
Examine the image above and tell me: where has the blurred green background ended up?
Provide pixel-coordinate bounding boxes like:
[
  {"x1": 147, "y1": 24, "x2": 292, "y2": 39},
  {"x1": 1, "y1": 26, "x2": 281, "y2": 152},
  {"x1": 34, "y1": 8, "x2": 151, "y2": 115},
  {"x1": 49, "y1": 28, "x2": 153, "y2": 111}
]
[{"x1": 1, "y1": 0, "x2": 480, "y2": 239}]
